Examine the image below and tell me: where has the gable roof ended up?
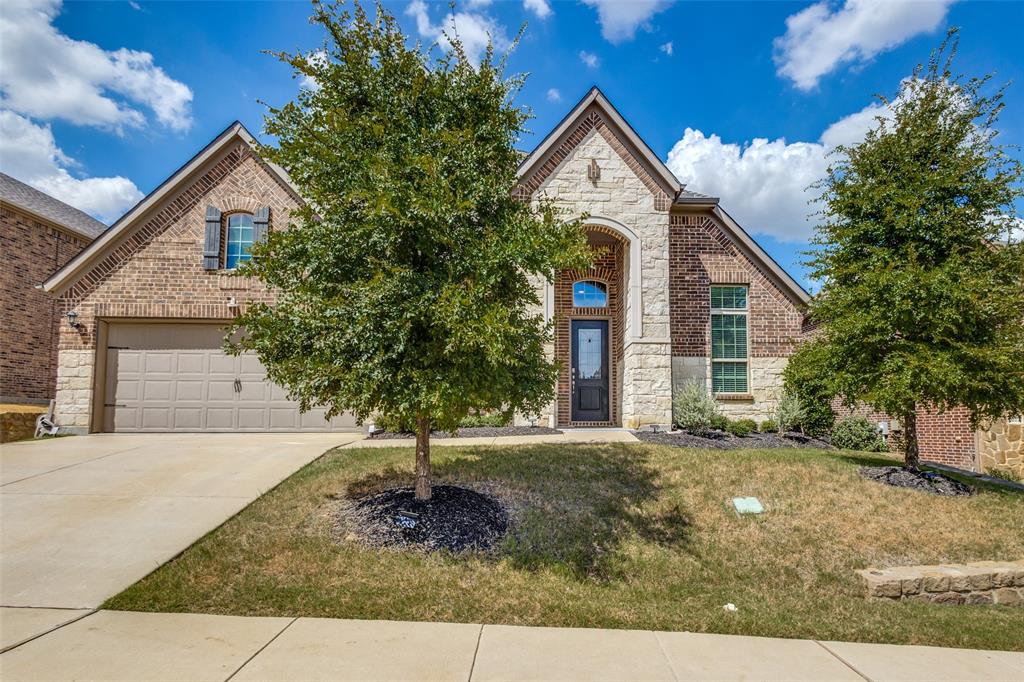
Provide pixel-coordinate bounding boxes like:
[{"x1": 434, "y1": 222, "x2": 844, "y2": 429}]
[
  {"x1": 42, "y1": 121, "x2": 299, "y2": 294},
  {"x1": 517, "y1": 86, "x2": 808, "y2": 305},
  {"x1": 1, "y1": 172, "x2": 108, "y2": 240}
]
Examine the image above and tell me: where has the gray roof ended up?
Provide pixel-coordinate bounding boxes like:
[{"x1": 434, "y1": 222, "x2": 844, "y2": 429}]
[{"x1": 0, "y1": 172, "x2": 108, "y2": 239}]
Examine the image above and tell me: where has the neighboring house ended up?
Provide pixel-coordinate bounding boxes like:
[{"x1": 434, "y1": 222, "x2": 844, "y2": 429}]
[
  {"x1": 1, "y1": 173, "x2": 107, "y2": 404},
  {"x1": 42, "y1": 88, "x2": 809, "y2": 434}
]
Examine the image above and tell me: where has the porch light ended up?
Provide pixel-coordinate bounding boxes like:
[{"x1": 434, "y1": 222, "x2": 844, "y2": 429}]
[{"x1": 66, "y1": 310, "x2": 81, "y2": 329}]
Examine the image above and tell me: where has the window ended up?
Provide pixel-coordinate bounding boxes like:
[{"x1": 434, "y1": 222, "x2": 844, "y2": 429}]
[
  {"x1": 225, "y1": 213, "x2": 254, "y2": 269},
  {"x1": 711, "y1": 285, "x2": 748, "y2": 393},
  {"x1": 1009, "y1": 414, "x2": 1023, "y2": 425},
  {"x1": 573, "y1": 280, "x2": 608, "y2": 308}
]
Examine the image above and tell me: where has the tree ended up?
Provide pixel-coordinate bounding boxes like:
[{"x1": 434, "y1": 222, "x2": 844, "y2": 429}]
[
  {"x1": 230, "y1": 0, "x2": 591, "y2": 499},
  {"x1": 806, "y1": 29, "x2": 1024, "y2": 469}
]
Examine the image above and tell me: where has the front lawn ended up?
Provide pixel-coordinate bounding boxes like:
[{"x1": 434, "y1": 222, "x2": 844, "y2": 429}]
[{"x1": 105, "y1": 443, "x2": 1024, "y2": 650}]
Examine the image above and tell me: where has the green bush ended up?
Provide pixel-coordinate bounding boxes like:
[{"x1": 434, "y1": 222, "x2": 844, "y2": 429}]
[
  {"x1": 673, "y1": 380, "x2": 720, "y2": 434},
  {"x1": 985, "y1": 467, "x2": 1022, "y2": 483},
  {"x1": 710, "y1": 413, "x2": 730, "y2": 431},
  {"x1": 726, "y1": 419, "x2": 757, "y2": 437},
  {"x1": 759, "y1": 419, "x2": 777, "y2": 433},
  {"x1": 831, "y1": 417, "x2": 888, "y2": 452},
  {"x1": 771, "y1": 388, "x2": 807, "y2": 433},
  {"x1": 459, "y1": 412, "x2": 510, "y2": 428},
  {"x1": 782, "y1": 340, "x2": 837, "y2": 437},
  {"x1": 374, "y1": 413, "x2": 416, "y2": 433}
]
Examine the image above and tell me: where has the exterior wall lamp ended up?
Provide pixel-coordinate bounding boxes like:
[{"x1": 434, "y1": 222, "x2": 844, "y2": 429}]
[{"x1": 66, "y1": 310, "x2": 82, "y2": 329}]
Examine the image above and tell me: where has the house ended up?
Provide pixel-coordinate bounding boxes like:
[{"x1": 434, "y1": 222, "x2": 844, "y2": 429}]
[
  {"x1": 41, "y1": 88, "x2": 809, "y2": 434},
  {"x1": 1, "y1": 173, "x2": 107, "y2": 405}
]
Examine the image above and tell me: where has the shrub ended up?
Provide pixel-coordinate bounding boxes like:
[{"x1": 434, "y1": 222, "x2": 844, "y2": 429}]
[
  {"x1": 985, "y1": 467, "x2": 1022, "y2": 483},
  {"x1": 726, "y1": 419, "x2": 757, "y2": 437},
  {"x1": 759, "y1": 419, "x2": 778, "y2": 433},
  {"x1": 770, "y1": 389, "x2": 806, "y2": 433},
  {"x1": 710, "y1": 413, "x2": 730, "y2": 431},
  {"x1": 782, "y1": 340, "x2": 837, "y2": 437},
  {"x1": 460, "y1": 412, "x2": 510, "y2": 428},
  {"x1": 831, "y1": 417, "x2": 888, "y2": 452},
  {"x1": 375, "y1": 413, "x2": 416, "y2": 433},
  {"x1": 673, "y1": 380, "x2": 720, "y2": 434}
]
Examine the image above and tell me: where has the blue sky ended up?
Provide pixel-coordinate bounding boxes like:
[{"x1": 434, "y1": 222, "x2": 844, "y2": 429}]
[{"x1": 2, "y1": 0, "x2": 1022, "y2": 288}]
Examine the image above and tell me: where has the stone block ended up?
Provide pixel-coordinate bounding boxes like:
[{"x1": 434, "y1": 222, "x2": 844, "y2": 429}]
[
  {"x1": 929, "y1": 592, "x2": 966, "y2": 605},
  {"x1": 993, "y1": 588, "x2": 1022, "y2": 606},
  {"x1": 965, "y1": 592, "x2": 993, "y2": 605},
  {"x1": 921, "y1": 573, "x2": 950, "y2": 593}
]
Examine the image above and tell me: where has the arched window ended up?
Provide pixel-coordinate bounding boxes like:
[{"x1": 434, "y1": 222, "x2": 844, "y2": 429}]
[
  {"x1": 573, "y1": 280, "x2": 608, "y2": 308},
  {"x1": 225, "y1": 213, "x2": 254, "y2": 269}
]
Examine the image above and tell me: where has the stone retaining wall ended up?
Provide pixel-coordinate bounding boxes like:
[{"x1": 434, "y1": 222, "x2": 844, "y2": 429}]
[
  {"x1": 858, "y1": 560, "x2": 1024, "y2": 606},
  {"x1": 1, "y1": 409, "x2": 43, "y2": 443}
]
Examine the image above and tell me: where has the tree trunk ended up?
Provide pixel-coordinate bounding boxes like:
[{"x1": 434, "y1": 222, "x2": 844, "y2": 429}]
[
  {"x1": 902, "y1": 410, "x2": 920, "y2": 470},
  {"x1": 414, "y1": 414, "x2": 432, "y2": 501}
]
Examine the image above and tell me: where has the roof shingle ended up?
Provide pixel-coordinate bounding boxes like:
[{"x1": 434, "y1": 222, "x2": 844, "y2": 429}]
[{"x1": 0, "y1": 172, "x2": 108, "y2": 239}]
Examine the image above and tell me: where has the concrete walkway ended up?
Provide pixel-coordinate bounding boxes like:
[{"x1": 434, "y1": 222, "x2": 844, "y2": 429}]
[
  {"x1": 0, "y1": 433, "x2": 362, "y2": 609},
  {"x1": 1, "y1": 610, "x2": 1021, "y2": 681},
  {"x1": 347, "y1": 428, "x2": 640, "y2": 449}
]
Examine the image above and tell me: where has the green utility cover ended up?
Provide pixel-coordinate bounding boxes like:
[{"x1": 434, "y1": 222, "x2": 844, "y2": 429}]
[{"x1": 732, "y1": 497, "x2": 764, "y2": 514}]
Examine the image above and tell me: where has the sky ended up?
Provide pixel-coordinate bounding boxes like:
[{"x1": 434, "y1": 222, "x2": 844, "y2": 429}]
[{"x1": 2, "y1": 0, "x2": 1022, "y2": 288}]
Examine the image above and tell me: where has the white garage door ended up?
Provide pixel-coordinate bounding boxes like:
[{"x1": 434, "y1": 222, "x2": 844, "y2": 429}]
[{"x1": 103, "y1": 323, "x2": 358, "y2": 433}]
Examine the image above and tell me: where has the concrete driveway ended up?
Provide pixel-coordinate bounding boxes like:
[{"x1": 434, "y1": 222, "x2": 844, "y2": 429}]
[{"x1": 0, "y1": 432, "x2": 362, "y2": 611}]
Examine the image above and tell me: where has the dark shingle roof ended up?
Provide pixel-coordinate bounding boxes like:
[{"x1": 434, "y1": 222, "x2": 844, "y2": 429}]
[{"x1": 0, "y1": 172, "x2": 108, "y2": 239}]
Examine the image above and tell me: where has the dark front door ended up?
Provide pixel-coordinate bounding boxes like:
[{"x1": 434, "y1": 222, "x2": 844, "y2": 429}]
[{"x1": 571, "y1": 319, "x2": 609, "y2": 422}]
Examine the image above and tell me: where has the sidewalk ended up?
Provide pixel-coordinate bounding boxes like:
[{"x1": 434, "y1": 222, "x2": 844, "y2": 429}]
[
  {"x1": 2, "y1": 609, "x2": 1021, "y2": 681},
  {"x1": 346, "y1": 429, "x2": 640, "y2": 449}
]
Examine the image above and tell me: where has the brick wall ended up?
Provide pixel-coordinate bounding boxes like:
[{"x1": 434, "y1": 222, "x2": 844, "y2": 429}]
[
  {"x1": 52, "y1": 140, "x2": 301, "y2": 428},
  {"x1": 0, "y1": 204, "x2": 90, "y2": 402},
  {"x1": 832, "y1": 401, "x2": 977, "y2": 469},
  {"x1": 668, "y1": 211, "x2": 805, "y2": 419}
]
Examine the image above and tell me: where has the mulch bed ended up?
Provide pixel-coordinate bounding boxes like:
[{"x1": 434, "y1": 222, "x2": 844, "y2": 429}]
[
  {"x1": 633, "y1": 429, "x2": 833, "y2": 450},
  {"x1": 859, "y1": 466, "x2": 974, "y2": 497},
  {"x1": 335, "y1": 485, "x2": 509, "y2": 553},
  {"x1": 368, "y1": 426, "x2": 562, "y2": 440}
]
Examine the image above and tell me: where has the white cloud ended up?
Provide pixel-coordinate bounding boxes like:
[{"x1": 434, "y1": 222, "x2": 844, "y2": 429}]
[
  {"x1": 665, "y1": 97, "x2": 897, "y2": 242},
  {"x1": 0, "y1": 0, "x2": 193, "y2": 132},
  {"x1": 660, "y1": 41, "x2": 673, "y2": 56},
  {"x1": 579, "y1": 51, "x2": 600, "y2": 69},
  {"x1": 405, "y1": 0, "x2": 509, "y2": 65},
  {"x1": 0, "y1": 111, "x2": 142, "y2": 222},
  {"x1": 523, "y1": 0, "x2": 552, "y2": 19},
  {"x1": 546, "y1": 88, "x2": 561, "y2": 102},
  {"x1": 581, "y1": 0, "x2": 674, "y2": 44},
  {"x1": 128, "y1": 1, "x2": 141, "y2": 10},
  {"x1": 774, "y1": 0, "x2": 955, "y2": 91}
]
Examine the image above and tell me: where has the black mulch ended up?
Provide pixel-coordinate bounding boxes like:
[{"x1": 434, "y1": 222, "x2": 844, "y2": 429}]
[
  {"x1": 633, "y1": 429, "x2": 833, "y2": 450},
  {"x1": 859, "y1": 466, "x2": 974, "y2": 496},
  {"x1": 338, "y1": 485, "x2": 509, "y2": 553},
  {"x1": 368, "y1": 426, "x2": 562, "y2": 440}
]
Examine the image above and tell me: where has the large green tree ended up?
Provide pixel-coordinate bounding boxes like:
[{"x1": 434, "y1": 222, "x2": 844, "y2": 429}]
[
  {"x1": 231, "y1": 1, "x2": 590, "y2": 499},
  {"x1": 804, "y1": 30, "x2": 1024, "y2": 468}
]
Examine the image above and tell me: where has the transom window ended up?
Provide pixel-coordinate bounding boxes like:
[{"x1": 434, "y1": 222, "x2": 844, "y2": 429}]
[
  {"x1": 225, "y1": 213, "x2": 254, "y2": 270},
  {"x1": 711, "y1": 285, "x2": 749, "y2": 393},
  {"x1": 573, "y1": 280, "x2": 608, "y2": 308}
]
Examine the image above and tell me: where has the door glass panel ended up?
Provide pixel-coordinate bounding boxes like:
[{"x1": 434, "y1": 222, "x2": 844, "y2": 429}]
[{"x1": 577, "y1": 328, "x2": 603, "y2": 379}]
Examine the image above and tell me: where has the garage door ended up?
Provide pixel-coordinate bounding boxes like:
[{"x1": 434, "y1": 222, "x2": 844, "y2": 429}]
[{"x1": 103, "y1": 323, "x2": 358, "y2": 432}]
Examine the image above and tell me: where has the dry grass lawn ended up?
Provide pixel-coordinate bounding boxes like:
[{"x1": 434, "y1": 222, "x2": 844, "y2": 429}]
[{"x1": 105, "y1": 443, "x2": 1024, "y2": 650}]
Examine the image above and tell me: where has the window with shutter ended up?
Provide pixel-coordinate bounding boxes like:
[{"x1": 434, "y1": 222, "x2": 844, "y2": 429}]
[{"x1": 202, "y1": 205, "x2": 222, "y2": 270}]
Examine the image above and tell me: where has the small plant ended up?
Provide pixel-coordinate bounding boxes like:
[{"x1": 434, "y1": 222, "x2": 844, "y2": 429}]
[
  {"x1": 460, "y1": 411, "x2": 510, "y2": 428},
  {"x1": 375, "y1": 413, "x2": 416, "y2": 433},
  {"x1": 710, "y1": 413, "x2": 730, "y2": 431},
  {"x1": 985, "y1": 467, "x2": 1022, "y2": 483},
  {"x1": 831, "y1": 417, "x2": 888, "y2": 452},
  {"x1": 726, "y1": 419, "x2": 757, "y2": 437},
  {"x1": 673, "y1": 379, "x2": 720, "y2": 435},
  {"x1": 770, "y1": 389, "x2": 806, "y2": 433},
  {"x1": 759, "y1": 419, "x2": 777, "y2": 433}
]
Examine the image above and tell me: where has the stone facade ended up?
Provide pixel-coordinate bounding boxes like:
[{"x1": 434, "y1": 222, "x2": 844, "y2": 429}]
[
  {"x1": 859, "y1": 560, "x2": 1024, "y2": 606},
  {"x1": 525, "y1": 106, "x2": 675, "y2": 428},
  {"x1": 51, "y1": 140, "x2": 300, "y2": 431},
  {"x1": 979, "y1": 418, "x2": 1023, "y2": 477},
  {"x1": 1, "y1": 203, "x2": 91, "y2": 403}
]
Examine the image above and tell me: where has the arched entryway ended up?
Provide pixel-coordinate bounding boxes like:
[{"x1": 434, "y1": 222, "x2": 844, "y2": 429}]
[{"x1": 553, "y1": 224, "x2": 630, "y2": 426}]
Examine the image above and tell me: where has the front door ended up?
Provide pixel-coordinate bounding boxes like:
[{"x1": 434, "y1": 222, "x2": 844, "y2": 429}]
[{"x1": 571, "y1": 319, "x2": 609, "y2": 422}]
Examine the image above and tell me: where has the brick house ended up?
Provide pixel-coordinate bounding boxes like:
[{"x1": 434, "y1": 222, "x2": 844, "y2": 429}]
[
  {"x1": 1, "y1": 173, "x2": 106, "y2": 404},
  {"x1": 42, "y1": 88, "x2": 810, "y2": 434}
]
